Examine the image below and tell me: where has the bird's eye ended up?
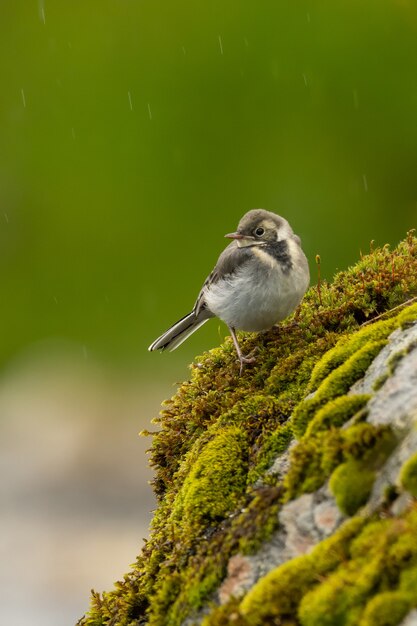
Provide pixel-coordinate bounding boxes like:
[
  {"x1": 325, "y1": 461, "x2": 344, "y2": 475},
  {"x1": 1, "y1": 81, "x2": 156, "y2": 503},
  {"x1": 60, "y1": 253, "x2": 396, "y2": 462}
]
[{"x1": 255, "y1": 227, "x2": 265, "y2": 237}]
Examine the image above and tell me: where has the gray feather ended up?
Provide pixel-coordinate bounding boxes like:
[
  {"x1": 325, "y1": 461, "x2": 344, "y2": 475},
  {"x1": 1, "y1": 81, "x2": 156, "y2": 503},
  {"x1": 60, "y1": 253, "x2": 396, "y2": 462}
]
[{"x1": 148, "y1": 310, "x2": 212, "y2": 352}]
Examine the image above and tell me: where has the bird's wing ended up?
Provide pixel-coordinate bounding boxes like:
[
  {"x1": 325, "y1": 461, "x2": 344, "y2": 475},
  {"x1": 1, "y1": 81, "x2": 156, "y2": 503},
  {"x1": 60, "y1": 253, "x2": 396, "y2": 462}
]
[{"x1": 194, "y1": 241, "x2": 252, "y2": 317}]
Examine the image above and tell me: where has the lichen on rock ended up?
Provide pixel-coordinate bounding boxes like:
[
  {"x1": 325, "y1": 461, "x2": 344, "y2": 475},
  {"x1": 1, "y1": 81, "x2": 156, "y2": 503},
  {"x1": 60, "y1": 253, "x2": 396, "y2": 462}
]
[{"x1": 77, "y1": 232, "x2": 417, "y2": 626}]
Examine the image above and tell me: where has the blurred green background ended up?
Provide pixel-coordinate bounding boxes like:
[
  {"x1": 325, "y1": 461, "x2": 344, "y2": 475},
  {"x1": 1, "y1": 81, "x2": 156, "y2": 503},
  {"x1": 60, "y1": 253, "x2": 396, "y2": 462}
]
[
  {"x1": 1, "y1": 0, "x2": 416, "y2": 370},
  {"x1": 1, "y1": 2, "x2": 417, "y2": 625}
]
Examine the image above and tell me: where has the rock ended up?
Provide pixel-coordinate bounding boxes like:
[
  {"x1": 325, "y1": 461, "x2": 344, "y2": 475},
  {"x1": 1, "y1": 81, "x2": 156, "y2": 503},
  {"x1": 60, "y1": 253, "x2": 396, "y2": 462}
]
[
  {"x1": 77, "y1": 234, "x2": 417, "y2": 626},
  {"x1": 401, "y1": 611, "x2": 417, "y2": 626}
]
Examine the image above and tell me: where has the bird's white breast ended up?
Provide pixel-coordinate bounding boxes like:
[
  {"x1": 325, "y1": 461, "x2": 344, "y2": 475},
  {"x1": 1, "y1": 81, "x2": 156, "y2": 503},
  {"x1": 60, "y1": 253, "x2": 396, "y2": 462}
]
[{"x1": 205, "y1": 242, "x2": 309, "y2": 332}]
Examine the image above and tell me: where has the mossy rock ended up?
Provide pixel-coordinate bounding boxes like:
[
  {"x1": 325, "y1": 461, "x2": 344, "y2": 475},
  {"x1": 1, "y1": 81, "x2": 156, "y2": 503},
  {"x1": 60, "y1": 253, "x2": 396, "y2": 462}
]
[{"x1": 78, "y1": 232, "x2": 417, "y2": 626}]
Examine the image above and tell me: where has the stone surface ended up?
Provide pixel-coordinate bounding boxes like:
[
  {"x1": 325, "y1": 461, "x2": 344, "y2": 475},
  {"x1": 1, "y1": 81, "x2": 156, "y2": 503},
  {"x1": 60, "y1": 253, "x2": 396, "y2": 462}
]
[
  {"x1": 359, "y1": 323, "x2": 417, "y2": 512},
  {"x1": 351, "y1": 321, "x2": 417, "y2": 413},
  {"x1": 366, "y1": 324, "x2": 417, "y2": 431},
  {"x1": 400, "y1": 610, "x2": 417, "y2": 626},
  {"x1": 218, "y1": 555, "x2": 257, "y2": 605},
  {"x1": 217, "y1": 486, "x2": 342, "y2": 604}
]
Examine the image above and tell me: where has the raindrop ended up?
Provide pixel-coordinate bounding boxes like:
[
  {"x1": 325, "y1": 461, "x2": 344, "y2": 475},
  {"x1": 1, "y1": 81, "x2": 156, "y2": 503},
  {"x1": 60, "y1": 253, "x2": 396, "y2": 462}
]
[
  {"x1": 128, "y1": 90, "x2": 133, "y2": 111},
  {"x1": 218, "y1": 35, "x2": 223, "y2": 55},
  {"x1": 147, "y1": 102, "x2": 152, "y2": 120},
  {"x1": 306, "y1": 12, "x2": 311, "y2": 23},
  {"x1": 362, "y1": 174, "x2": 368, "y2": 192},
  {"x1": 21, "y1": 88, "x2": 26, "y2": 108},
  {"x1": 244, "y1": 37, "x2": 249, "y2": 47},
  {"x1": 82, "y1": 346, "x2": 88, "y2": 359},
  {"x1": 4, "y1": 213, "x2": 9, "y2": 224},
  {"x1": 53, "y1": 296, "x2": 58, "y2": 305},
  {"x1": 181, "y1": 45, "x2": 186, "y2": 55},
  {"x1": 71, "y1": 127, "x2": 76, "y2": 140},
  {"x1": 302, "y1": 74, "x2": 308, "y2": 87},
  {"x1": 38, "y1": 1, "x2": 46, "y2": 24}
]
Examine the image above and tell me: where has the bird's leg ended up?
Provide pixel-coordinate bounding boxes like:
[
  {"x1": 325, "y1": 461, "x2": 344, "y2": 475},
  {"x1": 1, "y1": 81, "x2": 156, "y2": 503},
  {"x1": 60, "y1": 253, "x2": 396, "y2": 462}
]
[{"x1": 229, "y1": 326, "x2": 256, "y2": 374}]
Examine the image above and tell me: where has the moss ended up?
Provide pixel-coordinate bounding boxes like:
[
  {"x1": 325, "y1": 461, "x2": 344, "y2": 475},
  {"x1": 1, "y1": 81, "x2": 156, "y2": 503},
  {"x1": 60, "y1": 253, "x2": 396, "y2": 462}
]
[
  {"x1": 305, "y1": 394, "x2": 370, "y2": 437},
  {"x1": 372, "y1": 372, "x2": 389, "y2": 391},
  {"x1": 398, "y1": 301, "x2": 417, "y2": 328},
  {"x1": 247, "y1": 422, "x2": 293, "y2": 484},
  {"x1": 172, "y1": 426, "x2": 248, "y2": 532},
  {"x1": 244, "y1": 519, "x2": 358, "y2": 620},
  {"x1": 359, "y1": 592, "x2": 412, "y2": 626},
  {"x1": 327, "y1": 423, "x2": 397, "y2": 515},
  {"x1": 298, "y1": 556, "x2": 384, "y2": 626},
  {"x1": 283, "y1": 429, "x2": 343, "y2": 499},
  {"x1": 235, "y1": 486, "x2": 283, "y2": 555},
  {"x1": 201, "y1": 597, "x2": 250, "y2": 626},
  {"x1": 399, "y1": 564, "x2": 417, "y2": 595},
  {"x1": 329, "y1": 461, "x2": 375, "y2": 515},
  {"x1": 308, "y1": 317, "x2": 397, "y2": 393},
  {"x1": 400, "y1": 452, "x2": 417, "y2": 497},
  {"x1": 384, "y1": 338, "x2": 417, "y2": 381},
  {"x1": 237, "y1": 518, "x2": 364, "y2": 626},
  {"x1": 291, "y1": 340, "x2": 387, "y2": 438},
  {"x1": 298, "y1": 512, "x2": 417, "y2": 626},
  {"x1": 311, "y1": 516, "x2": 365, "y2": 572},
  {"x1": 342, "y1": 422, "x2": 397, "y2": 463},
  {"x1": 78, "y1": 234, "x2": 417, "y2": 626},
  {"x1": 240, "y1": 555, "x2": 316, "y2": 625},
  {"x1": 284, "y1": 417, "x2": 394, "y2": 504}
]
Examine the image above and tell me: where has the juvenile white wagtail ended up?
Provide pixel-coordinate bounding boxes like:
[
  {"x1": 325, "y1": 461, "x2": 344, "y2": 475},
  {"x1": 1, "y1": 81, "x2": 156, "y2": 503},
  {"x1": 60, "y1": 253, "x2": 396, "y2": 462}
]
[{"x1": 149, "y1": 209, "x2": 310, "y2": 372}]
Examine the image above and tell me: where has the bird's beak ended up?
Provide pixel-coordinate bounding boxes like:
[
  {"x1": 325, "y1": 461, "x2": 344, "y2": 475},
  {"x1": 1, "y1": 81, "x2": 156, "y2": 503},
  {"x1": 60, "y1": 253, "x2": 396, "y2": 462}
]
[
  {"x1": 224, "y1": 231, "x2": 244, "y2": 240},
  {"x1": 225, "y1": 232, "x2": 256, "y2": 241},
  {"x1": 225, "y1": 232, "x2": 256, "y2": 247}
]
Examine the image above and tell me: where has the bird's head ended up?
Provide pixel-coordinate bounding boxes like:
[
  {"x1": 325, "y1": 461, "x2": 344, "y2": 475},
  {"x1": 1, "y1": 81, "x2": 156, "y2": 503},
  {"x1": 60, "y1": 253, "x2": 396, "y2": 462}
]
[{"x1": 224, "y1": 209, "x2": 293, "y2": 248}]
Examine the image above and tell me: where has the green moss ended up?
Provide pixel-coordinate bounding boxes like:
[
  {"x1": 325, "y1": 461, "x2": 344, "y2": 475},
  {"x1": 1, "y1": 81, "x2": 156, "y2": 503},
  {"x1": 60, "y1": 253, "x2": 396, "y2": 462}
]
[
  {"x1": 308, "y1": 317, "x2": 397, "y2": 393},
  {"x1": 247, "y1": 422, "x2": 293, "y2": 484},
  {"x1": 298, "y1": 556, "x2": 384, "y2": 626},
  {"x1": 172, "y1": 425, "x2": 249, "y2": 532},
  {"x1": 372, "y1": 372, "x2": 389, "y2": 391},
  {"x1": 284, "y1": 418, "x2": 394, "y2": 504},
  {"x1": 291, "y1": 340, "x2": 387, "y2": 438},
  {"x1": 305, "y1": 394, "x2": 370, "y2": 437},
  {"x1": 283, "y1": 429, "x2": 343, "y2": 499},
  {"x1": 328, "y1": 424, "x2": 396, "y2": 515},
  {"x1": 201, "y1": 597, "x2": 249, "y2": 626},
  {"x1": 342, "y1": 422, "x2": 397, "y2": 463},
  {"x1": 399, "y1": 564, "x2": 417, "y2": 595},
  {"x1": 235, "y1": 486, "x2": 282, "y2": 555},
  {"x1": 359, "y1": 592, "x2": 412, "y2": 626},
  {"x1": 397, "y1": 301, "x2": 417, "y2": 328},
  {"x1": 329, "y1": 461, "x2": 375, "y2": 515},
  {"x1": 237, "y1": 518, "x2": 364, "y2": 626},
  {"x1": 400, "y1": 452, "x2": 417, "y2": 497},
  {"x1": 311, "y1": 517, "x2": 365, "y2": 572},
  {"x1": 298, "y1": 512, "x2": 417, "y2": 626},
  {"x1": 240, "y1": 555, "x2": 316, "y2": 625}
]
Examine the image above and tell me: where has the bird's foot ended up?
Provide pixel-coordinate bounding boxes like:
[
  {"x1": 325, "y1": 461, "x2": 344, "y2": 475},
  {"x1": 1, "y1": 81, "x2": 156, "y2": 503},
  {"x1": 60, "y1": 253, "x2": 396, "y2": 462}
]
[
  {"x1": 238, "y1": 351, "x2": 257, "y2": 375},
  {"x1": 228, "y1": 326, "x2": 258, "y2": 375}
]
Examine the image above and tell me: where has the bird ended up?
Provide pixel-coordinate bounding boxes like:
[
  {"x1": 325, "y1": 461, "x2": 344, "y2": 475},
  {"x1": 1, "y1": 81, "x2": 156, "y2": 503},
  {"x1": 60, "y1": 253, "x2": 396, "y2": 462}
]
[{"x1": 148, "y1": 209, "x2": 310, "y2": 373}]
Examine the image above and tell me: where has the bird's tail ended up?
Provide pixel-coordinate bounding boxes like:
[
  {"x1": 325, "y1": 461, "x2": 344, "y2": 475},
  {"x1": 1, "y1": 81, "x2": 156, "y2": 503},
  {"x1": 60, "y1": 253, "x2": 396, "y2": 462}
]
[{"x1": 148, "y1": 311, "x2": 210, "y2": 352}]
